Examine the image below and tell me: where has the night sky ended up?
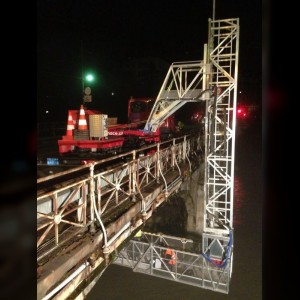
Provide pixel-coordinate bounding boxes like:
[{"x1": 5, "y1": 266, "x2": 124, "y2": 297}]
[{"x1": 38, "y1": 0, "x2": 261, "y2": 123}]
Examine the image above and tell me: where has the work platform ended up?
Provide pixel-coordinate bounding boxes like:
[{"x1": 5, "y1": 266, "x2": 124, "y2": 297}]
[{"x1": 114, "y1": 231, "x2": 232, "y2": 294}]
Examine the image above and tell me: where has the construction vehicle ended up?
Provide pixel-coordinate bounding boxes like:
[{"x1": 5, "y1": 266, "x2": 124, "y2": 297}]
[{"x1": 57, "y1": 97, "x2": 179, "y2": 155}]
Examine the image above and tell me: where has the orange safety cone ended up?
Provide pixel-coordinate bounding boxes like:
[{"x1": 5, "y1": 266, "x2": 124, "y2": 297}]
[
  {"x1": 66, "y1": 111, "x2": 75, "y2": 136},
  {"x1": 78, "y1": 105, "x2": 88, "y2": 130}
]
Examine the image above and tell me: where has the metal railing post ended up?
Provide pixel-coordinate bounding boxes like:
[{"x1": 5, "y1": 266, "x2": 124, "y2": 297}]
[{"x1": 89, "y1": 163, "x2": 96, "y2": 233}]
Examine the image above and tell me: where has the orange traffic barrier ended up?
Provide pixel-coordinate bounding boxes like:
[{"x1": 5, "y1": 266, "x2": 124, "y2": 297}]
[
  {"x1": 78, "y1": 105, "x2": 88, "y2": 130},
  {"x1": 66, "y1": 111, "x2": 75, "y2": 136}
]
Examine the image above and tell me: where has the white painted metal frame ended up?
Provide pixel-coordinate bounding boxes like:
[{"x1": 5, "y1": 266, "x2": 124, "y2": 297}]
[
  {"x1": 95, "y1": 163, "x2": 132, "y2": 217},
  {"x1": 136, "y1": 155, "x2": 158, "y2": 188},
  {"x1": 114, "y1": 231, "x2": 231, "y2": 293},
  {"x1": 144, "y1": 61, "x2": 208, "y2": 132},
  {"x1": 203, "y1": 18, "x2": 239, "y2": 235},
  {"x1": 37, "y1": 178, "x2": 90, "y2": 262}
]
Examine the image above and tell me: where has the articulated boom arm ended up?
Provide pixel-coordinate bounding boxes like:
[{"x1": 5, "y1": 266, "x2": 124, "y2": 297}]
[{"x1": 144, "y1": 61, "x2": 211, "y2": 132}]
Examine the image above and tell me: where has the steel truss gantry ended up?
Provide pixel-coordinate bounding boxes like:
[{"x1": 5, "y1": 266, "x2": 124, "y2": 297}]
[
  {"x1": 144, "y1": 60, "x2": 208, "y2": 133},
  {"x1": 143, "y1": 18, "x2": 239, "y2": 235},
  {"x1": 128, "y1": 18, "x2": 239, "y2": 294}
]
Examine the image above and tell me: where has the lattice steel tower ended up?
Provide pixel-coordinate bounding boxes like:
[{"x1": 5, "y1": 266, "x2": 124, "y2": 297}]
[{"x1": 202, "y1": 18, "x2": 239, "y2": 276}]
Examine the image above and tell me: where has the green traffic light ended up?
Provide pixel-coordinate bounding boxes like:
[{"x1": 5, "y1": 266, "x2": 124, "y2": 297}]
[{"x1": 85, "y1": 74, "x2": 94, "y2": 82}]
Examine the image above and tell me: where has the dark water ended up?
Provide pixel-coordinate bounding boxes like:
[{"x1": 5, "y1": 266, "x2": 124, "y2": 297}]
[{"x1": 87, "y1": 118, "x2": 262, "y2": 300}]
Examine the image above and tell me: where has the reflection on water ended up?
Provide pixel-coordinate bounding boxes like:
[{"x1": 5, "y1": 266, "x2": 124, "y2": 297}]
[{"x1": 233, "y1": 177, "x2": 244, "y2": 226}]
